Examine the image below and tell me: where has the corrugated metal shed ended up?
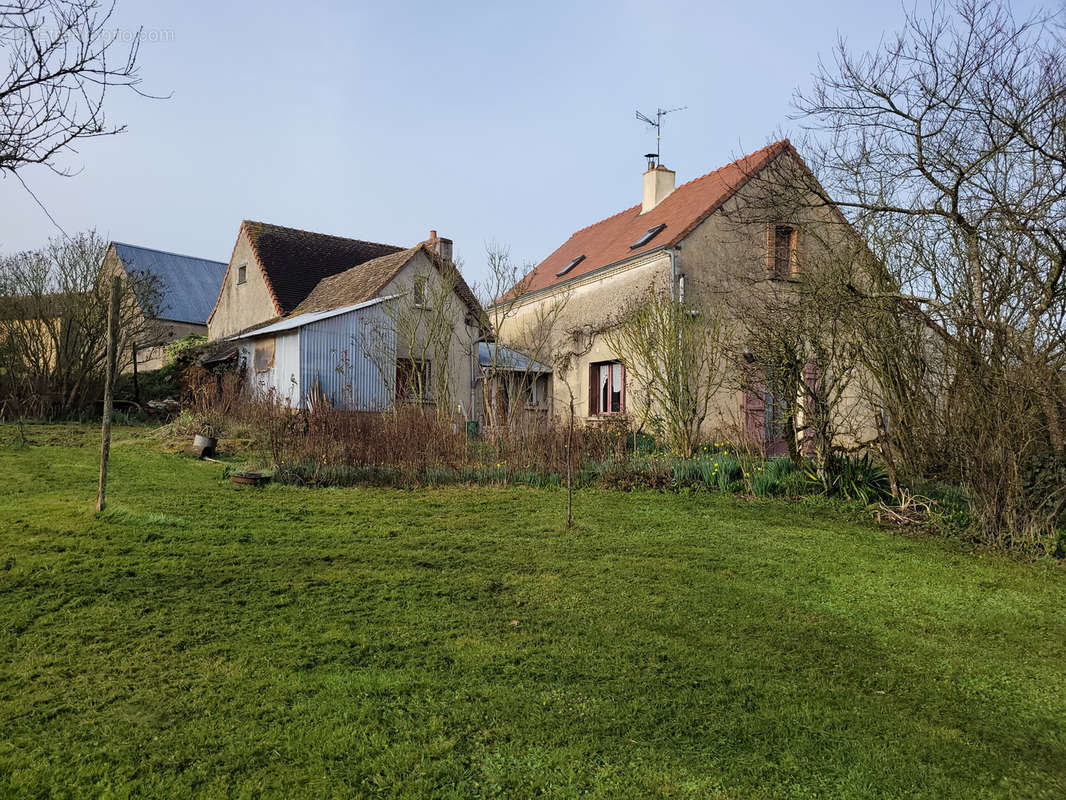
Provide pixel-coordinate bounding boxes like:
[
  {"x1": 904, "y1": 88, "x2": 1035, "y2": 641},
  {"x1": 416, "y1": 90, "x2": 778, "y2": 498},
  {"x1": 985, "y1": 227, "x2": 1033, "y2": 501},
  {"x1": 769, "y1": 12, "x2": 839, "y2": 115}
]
[
  {"x1": 236, "y1": 297, "x2": 395, "y2": 411},
  {"x1": 478, "y1": 342, "x2": 552, "y2": 373},
  {"x1": 112, "y1": 242, "x2": 227, "y2": 325},
  {"x1": 242, "y1": 331, "x2": 301, "y2": 405},
  {"x1": 300, "y1": 301, "x2": 394, "y2": 411}
]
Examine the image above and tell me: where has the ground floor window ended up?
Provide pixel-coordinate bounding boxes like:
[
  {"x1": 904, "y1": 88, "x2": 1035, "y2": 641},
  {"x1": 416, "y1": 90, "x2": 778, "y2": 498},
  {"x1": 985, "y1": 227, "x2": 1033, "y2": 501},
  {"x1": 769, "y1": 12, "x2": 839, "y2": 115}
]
[
  {"x1": 396, "y1": 358, "x2": 431, "y2": 401},
  {"x1": 589, "y1": 360, "x2": 624, "y2": 415}
]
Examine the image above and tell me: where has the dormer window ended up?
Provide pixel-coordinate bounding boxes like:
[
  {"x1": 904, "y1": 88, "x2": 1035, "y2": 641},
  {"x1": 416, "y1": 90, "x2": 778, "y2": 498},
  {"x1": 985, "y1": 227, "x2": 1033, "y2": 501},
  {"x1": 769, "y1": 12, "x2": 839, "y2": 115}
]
[
  {"x1": 631, "y1": 223, "x2": 666, "y2": 250},
  {"x1": 556, "y1": 254, "x2": 585, "y2": 277},
  {"x1": 237, "y1": 264, "x2": 247, "y2": 285}
]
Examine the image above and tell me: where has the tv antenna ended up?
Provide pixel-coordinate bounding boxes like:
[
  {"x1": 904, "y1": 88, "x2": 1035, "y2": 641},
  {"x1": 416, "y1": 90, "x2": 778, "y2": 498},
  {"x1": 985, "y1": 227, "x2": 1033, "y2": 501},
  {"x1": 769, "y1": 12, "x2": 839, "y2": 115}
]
[{"x1": 635, "y1": 106, "x2": 687, "y2": 166}]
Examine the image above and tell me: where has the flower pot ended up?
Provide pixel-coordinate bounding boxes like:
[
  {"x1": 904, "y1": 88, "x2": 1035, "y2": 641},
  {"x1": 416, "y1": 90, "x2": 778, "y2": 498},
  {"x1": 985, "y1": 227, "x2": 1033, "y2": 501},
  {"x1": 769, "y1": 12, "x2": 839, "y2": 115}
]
[
  {"x1": 192, "y1": 434, "x2": 217, "y2": 458},
  {"x1": 231, "y1": 472, "x2": 270, "y2": 487}
]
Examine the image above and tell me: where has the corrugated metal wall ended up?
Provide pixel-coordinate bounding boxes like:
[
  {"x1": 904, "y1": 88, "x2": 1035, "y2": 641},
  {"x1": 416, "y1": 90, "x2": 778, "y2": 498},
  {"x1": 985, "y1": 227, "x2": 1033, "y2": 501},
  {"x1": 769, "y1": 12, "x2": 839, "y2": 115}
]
[
  {"x1": 299, "y1": 303, "x2": 395, "y2": 410},
  {"x1": 242, "y1": 332, "x2": 301, "y2": 407}
]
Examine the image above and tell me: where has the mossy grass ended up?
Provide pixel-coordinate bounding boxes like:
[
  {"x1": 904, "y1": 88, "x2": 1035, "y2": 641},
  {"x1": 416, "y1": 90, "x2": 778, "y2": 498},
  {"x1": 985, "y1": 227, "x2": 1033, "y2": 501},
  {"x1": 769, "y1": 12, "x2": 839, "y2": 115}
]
[{"x1": 1, "y1": 425, "x2": 1064, "y2": 798}]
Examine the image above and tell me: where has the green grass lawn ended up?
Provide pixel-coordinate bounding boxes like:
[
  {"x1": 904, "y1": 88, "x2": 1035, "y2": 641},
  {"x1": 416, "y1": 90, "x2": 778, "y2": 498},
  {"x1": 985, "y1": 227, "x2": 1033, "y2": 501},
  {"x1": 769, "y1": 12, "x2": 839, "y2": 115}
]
[{"x1": 1, "y1": 424, "x2": 1064, "y2": 799}]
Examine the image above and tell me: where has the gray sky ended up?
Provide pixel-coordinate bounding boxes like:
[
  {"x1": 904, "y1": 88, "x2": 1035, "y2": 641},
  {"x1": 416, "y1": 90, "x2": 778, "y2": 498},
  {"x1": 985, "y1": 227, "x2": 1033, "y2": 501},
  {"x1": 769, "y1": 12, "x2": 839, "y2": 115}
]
[{"x1": 0, "y1": 0, "x2": 1048, "y2": 287}]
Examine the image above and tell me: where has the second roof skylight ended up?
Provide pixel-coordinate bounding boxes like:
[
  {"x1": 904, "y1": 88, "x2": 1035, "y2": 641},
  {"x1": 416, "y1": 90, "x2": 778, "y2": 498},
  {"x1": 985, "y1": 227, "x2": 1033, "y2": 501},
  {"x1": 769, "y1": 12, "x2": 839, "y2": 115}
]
[{"x1": 631, "y1": 223, "x2": 667, "y2": 249}]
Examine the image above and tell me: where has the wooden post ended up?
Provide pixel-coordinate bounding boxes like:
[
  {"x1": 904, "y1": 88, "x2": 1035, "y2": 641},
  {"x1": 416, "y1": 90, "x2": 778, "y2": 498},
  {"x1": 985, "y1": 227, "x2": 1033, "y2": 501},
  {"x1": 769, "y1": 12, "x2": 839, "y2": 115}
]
[
  {"x1": 131, "y1": 341, "x2": 140, "y2": 405},
  {"x1": 97, "y1": 276, "x2": 121, "y2": 512},
  {"x1": 566, "y1": 394, "x2": 574, "y2": 528}
]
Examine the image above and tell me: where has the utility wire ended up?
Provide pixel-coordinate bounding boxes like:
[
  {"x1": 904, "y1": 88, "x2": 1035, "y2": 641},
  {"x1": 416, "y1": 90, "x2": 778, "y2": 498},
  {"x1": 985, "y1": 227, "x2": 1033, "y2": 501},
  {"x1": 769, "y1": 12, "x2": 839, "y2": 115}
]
[{"x1": 11, "y1": 170, "x2": 69, "y2": 239}]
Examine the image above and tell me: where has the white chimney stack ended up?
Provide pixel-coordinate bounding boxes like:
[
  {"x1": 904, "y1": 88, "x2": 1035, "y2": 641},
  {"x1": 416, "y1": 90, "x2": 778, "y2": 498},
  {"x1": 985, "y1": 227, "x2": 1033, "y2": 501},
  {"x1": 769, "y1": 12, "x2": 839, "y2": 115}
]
[{"x1": 642, "y1": 163, "x2": 676, "y2": 214}]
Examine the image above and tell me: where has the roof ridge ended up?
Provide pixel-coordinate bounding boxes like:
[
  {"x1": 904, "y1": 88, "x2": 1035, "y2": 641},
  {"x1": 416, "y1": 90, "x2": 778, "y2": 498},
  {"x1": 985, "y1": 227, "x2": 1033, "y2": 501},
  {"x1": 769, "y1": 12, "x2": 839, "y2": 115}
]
[
  {"x1": 497, "y1": 138, "x2": 796, "y2": 303},
  {"x1": 242, "y1": 219, "x2": 403, "y2": 252},
  {"x1": 315, "y1": 244, "x2": 422, "y2": 288},
  {"x1": 111, "y1": 241, "x2": 227, "y2": 266},
  {"x1": 671, "y1": 139, "x2": 789, "y2": 194}
]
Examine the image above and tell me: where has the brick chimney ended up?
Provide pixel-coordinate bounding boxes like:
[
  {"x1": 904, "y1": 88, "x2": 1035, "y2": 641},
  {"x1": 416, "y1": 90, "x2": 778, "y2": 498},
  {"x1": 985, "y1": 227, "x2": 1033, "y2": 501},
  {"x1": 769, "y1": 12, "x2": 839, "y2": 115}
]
[
  {"x1": 427, "y1": 229, "x2": 453, "y2": 263},
  {"x1": 641, "y1": 161, "x2": 676, "y2": 214}
]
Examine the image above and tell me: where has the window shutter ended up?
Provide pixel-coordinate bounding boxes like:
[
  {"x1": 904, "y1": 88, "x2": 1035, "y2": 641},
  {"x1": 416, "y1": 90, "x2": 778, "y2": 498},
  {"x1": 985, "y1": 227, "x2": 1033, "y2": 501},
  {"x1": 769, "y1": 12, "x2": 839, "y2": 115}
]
[
  {"x1": 765, "y1": 224, "x2": 775, "y2": 274},
  {"x1": 620, "y1": 363, "x2": 626, "y2": 413},
  {"x1": 588, "y1": 363, "x2": 597, "y2": 415},
  {"x1": 801, "y1": 361, "x2": 821, "y2": 456},
  {"x1": 790, "y1": 227, "x2": 802, "y2": 276},
  {"x1": 802, "y1": 360, "x2": 820, "y2": 391}
]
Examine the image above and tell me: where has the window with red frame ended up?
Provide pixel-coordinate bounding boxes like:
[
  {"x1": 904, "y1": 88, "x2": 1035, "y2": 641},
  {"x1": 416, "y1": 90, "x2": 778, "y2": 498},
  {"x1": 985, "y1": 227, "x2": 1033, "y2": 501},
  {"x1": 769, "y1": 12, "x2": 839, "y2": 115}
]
[
  {"x1": 772, "y1": 225, "x2": 796, "y2": 278},
  {"x1": 589, "y1": 360, "x2": 625, "y2": 415}
]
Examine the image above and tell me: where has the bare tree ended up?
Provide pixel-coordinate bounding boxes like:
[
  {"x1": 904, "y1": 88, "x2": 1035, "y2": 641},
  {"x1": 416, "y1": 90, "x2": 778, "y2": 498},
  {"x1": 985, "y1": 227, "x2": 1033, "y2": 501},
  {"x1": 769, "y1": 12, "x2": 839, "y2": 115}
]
[
  {"x1": 0, "y1": 230, "x2": 159, "y2": 416},
  {"x1": 1, "y1": 1, "x2": 146, "y2": 176},
  {"x1": 791, "y1": 0, "x2": 1066, "y2": 548},
  {"x1": 477, "y1": 241, "x2": 568, "y2": 432},
  {"x1": 733, "y1": 246, "x2": 876, "y2": 486},
  {"x1": 604, "y1": 290, "x2": 727, "y2": 458}
]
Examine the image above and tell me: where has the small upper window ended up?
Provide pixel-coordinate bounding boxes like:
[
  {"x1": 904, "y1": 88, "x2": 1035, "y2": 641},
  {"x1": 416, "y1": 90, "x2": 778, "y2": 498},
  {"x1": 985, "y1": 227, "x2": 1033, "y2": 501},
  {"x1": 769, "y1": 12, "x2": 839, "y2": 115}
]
[
  {"x1": 556, "y1": 254, "x2": 585, "y2": 277},
  {"x1": 631, "y1": 223, "x2": 666, "y2": 250},
  {"x1": 237, "y1": 264, "x2": 247, "y2": 285},
  {"x1": 413, "y1": 276, "x2": 427, "y2": 306},
  {"x1": 773, "y1": 225, "x2": 795, "y2": 278}
]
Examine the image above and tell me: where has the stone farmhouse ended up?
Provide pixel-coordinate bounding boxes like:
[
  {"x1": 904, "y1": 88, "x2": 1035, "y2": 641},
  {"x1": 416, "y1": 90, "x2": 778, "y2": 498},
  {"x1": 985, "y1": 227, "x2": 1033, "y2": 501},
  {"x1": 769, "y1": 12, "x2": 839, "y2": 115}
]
[{"x1": 496, "y1": 139, "x2": 876, "y2": 453}]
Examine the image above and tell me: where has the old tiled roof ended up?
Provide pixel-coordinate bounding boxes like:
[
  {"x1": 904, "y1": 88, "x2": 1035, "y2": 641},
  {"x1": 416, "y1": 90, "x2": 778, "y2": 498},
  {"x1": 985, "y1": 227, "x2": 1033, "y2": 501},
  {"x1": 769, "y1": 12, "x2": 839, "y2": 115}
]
[
  {"x1": 293, "y1": 246, "x2": 422, "y2": 313},
  {"x1": 242, "y1": 220, "x2": 404, "y2": 315},
  {"x1": 112, "y1": 242, "x2": 226, "y2": 324},
  {"x1": 292, "y1": 243, "x2": 487, "y2": 329},
  {"x1": 508, "y1": 140, "x2": 793, "y2": 298}
]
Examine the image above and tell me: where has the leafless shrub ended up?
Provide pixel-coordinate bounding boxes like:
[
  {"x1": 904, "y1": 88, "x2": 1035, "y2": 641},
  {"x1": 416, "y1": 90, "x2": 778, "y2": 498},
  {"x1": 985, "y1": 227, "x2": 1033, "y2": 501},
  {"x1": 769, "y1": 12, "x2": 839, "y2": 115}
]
[
  {"x1": 0, "y1": 231, "x2": 159, "y2": 417},
  {"x1": 604, "y1": 290, "x2": 727, "y2": 458}
]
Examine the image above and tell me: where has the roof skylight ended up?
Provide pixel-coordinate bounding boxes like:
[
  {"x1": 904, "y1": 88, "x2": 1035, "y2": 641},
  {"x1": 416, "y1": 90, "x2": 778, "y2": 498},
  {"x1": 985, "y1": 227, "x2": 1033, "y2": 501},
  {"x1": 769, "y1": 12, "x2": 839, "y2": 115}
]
[
  {"x1": 630, "y1": 223, "x2": 667, "y2": 249},
  {"x1": 556, "y1": 254, "x2": 585, "y2": 277}
]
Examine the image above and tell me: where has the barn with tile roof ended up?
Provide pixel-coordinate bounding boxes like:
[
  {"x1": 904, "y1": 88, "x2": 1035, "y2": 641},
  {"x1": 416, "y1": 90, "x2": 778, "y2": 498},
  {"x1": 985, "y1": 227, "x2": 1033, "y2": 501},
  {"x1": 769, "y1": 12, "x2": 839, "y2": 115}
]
[{"x1": 210, "y1": 222, "x2": 487, "y2": 414}]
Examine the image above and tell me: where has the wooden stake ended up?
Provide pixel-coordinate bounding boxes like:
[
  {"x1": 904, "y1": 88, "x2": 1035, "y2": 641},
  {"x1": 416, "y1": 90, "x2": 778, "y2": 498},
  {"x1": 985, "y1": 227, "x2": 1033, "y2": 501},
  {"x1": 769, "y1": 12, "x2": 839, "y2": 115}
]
[
  {"x1": 131, "y1": 340, "x2": 140, "y2": 405},
  {"x1": 567, "y1": 394, "x2": 574, "y2": 528},
  {"x1": 97, "y1": 276, "x2": 121, "y2": 512}
]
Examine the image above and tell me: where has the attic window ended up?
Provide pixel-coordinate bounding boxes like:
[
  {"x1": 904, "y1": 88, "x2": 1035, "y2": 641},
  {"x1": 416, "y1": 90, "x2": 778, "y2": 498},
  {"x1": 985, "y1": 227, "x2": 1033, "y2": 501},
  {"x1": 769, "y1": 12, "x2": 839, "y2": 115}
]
[
  {"x1": 772, "y1": 225, "x2": 797, "y2": 278},
  {"x1": 237, "y1": 264, "x2": 247, "y2": 285},
  {"x1": 631, "y1": 223, "x2": 666, "y2": 249},
  {"x1": 556, "y1": 254, "x2": 585, "y2": 277}
]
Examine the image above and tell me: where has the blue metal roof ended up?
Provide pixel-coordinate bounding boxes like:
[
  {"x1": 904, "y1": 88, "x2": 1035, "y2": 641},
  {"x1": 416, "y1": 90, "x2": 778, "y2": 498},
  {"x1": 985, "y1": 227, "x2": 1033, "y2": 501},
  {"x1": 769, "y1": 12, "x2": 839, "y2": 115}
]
[
  {"x1": 478, "y1": 342, "x2": 552, "y2": 373},
  {"x1": 112, "y1": 242, "x2": 227, "y2": 325}
]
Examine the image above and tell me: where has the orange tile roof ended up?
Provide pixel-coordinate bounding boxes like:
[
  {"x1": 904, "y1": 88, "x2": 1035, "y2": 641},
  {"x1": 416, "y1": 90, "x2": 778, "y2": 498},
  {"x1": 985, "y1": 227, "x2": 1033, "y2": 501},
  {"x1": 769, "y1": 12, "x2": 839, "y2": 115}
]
[{"x1": 508, "y1": 140, "x2": 793, "y2": 299}]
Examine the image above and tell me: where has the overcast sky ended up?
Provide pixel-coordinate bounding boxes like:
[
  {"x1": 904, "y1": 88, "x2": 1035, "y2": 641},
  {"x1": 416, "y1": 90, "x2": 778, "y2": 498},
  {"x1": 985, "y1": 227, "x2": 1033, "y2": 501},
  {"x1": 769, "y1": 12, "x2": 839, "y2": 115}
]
[{"x1": 0, "y1": 0, "x2": 1049, "y2": 287}]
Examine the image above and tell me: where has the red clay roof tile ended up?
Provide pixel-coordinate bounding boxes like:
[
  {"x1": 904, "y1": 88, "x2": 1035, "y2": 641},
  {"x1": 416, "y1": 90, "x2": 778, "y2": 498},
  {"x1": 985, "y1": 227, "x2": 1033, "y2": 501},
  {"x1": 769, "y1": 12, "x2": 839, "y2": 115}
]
[{"x1": 509, "y1": 140, "x2": 792, "y2": 298}]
